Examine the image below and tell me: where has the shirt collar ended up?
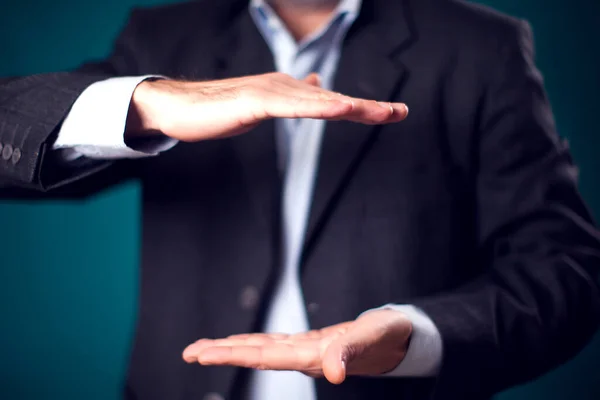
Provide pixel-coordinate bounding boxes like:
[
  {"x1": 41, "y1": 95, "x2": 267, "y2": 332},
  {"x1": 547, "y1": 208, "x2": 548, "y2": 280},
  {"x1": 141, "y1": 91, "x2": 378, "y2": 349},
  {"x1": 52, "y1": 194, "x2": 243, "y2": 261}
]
[
  {"x1": 250, "y1": 0, "x2": 362, "y2": 15},
  {"x1": 250, "y1": 0, "x2": 362, "y2": 25},
  {"x1": 249, "y1": 0, "x2": 361, "y2": 52}
]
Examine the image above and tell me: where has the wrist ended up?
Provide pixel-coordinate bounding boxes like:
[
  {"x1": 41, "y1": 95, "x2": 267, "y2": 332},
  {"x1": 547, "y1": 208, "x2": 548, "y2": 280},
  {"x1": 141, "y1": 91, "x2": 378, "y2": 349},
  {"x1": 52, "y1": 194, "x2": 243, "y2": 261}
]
[{"x1": 126, "y1": 78, "x2": 167, "y2": 138}]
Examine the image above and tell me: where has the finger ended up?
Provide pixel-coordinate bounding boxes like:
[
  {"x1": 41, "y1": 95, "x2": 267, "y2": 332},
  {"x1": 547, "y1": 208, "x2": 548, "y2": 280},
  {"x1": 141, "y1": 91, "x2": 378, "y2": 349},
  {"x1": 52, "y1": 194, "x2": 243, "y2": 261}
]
[
  {"x1": 184, "y1": 336, "x2": 266, "y2": 362},
  {"x1": 276, "y1": 75, "x2": 353, "y2": 102},
  {"x1": 184, "y1": 329, "x2": 318, "y2": 362},
  {"x1": 279, "y1": 75, "x2": 408, "y2": 123},
  {"x1": 183, "y1": 339, "x2": 213, "y2": 362},
  {"x1": 255, "y1": 87, "x2": 408, "y2": 123},
  {"x1": 269, "y1": 74, "x2": 387, "y2": 111},
  {"x1": 263, "y1": 94, "x2": 395, "y2": 124},
  {"x1": 345, "y1": 100, "x2": 409, "y2": 125},
  {"x1": 262, "y1": 97, "x2": 355, "y2": 120},
  {"x1": 183, "y1": 335, "x2": 280, "y2": 362},
  {"x1": 226, "y1": 333, "x2": 291, "y2": 341},
  {"x1": 388, "y1": 103, "x2": 410, "y2": 122},
  {"x1": 197, "y1": 342, "x2": 321, "y2": 371}
]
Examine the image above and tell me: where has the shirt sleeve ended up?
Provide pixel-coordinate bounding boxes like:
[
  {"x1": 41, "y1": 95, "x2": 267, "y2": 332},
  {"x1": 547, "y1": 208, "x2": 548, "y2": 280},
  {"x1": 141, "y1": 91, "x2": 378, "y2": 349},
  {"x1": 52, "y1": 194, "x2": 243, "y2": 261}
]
[
  {"x1": 360, "y1": 304, "x2": 443, "y2": 377},
  {"x1": 53, "y1": 76, "x2": 177, "y2": 160}
]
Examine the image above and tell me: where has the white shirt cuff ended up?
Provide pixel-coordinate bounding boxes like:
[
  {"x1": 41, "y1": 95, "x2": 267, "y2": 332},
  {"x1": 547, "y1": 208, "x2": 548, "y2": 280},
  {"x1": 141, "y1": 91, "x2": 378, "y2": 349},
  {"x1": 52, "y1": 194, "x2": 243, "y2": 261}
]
[
  {"x1": 53, "y1": 75, "x2": 177, "y2": 160},
  {"x1": 360, "y1": 304, "x2": 443, "y2": 377}
]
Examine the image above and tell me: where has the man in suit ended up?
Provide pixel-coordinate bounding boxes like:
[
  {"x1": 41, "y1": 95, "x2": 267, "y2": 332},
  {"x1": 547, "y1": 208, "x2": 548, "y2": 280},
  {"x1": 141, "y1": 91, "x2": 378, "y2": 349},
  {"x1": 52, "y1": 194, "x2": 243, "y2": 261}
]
[{"x1": 1, "y1": 0, "x2": 599, "y2": 399}]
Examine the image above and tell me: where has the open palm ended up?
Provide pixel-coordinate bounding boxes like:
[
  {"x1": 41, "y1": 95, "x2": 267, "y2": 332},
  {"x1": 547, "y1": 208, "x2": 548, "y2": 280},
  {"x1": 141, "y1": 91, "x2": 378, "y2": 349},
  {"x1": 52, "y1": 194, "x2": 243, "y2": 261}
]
[{"x1": 182, "y1": 309, "x2": 412, "y2": 384}]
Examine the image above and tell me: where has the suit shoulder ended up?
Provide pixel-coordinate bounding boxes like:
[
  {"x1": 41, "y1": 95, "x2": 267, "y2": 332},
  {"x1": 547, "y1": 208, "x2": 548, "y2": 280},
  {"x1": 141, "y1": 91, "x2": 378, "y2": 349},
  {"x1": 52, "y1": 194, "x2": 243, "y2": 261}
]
[
  {"x1": 435, "y1": 0, "x2": 523, "y2": 28},
  {"x1": 124, "y1": 0, "x2": 245, "y2": 38},
  {"x1": 412, "y1": 0, "x2": 531, "y2": 52}
]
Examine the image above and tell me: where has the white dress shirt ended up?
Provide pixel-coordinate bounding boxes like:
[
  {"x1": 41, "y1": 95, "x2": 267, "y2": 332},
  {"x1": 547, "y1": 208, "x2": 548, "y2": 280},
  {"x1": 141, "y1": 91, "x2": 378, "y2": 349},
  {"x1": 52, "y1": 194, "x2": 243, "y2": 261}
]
[{"x1": 52, "y1": 1, "x2": 443, "y2": 399}]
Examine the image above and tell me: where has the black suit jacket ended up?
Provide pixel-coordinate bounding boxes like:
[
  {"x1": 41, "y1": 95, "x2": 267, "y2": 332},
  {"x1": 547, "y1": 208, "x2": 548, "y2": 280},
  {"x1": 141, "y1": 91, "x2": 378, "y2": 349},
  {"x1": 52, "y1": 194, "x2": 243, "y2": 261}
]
[{"x1": 1, "y1": 0, "x2": 599, "y2": 399}]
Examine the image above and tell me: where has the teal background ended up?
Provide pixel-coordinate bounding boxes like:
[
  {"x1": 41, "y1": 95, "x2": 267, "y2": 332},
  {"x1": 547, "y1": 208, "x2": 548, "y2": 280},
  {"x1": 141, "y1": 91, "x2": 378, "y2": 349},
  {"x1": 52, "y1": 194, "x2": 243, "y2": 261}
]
[{"x1": 0, "y1": 0, "x2": 598, "y2": 399}]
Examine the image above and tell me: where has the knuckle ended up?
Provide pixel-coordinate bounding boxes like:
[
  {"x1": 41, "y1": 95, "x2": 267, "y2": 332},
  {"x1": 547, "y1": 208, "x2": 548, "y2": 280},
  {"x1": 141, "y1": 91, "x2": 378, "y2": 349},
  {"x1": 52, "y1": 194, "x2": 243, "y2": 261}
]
[
  {"x1": 270, "y1": 71, "x2": 288, "y2": 79},
  {"x1": 267, "y1": 71, "x2": 292, "y2": 85},
  {"x1": 238, "y1": 84, "x2": 258, "y2": 98},
  {"x1": 260, "y1": 71, "x2": 281, "y2": 83},
  {"x1": 373, "y1": 104, "x2": 390, "y2": 121}
]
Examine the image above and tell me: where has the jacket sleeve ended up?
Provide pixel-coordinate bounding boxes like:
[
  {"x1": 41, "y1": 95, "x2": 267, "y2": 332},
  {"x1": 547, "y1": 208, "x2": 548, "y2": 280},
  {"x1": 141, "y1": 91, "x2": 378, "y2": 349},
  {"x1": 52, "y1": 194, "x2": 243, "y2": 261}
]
[
  {"x1": 0, "y1": 8, "x2": 148, "y2": 197},
  {"x1": 413, "y1": 20, "x2": 600, "y2": 399}
]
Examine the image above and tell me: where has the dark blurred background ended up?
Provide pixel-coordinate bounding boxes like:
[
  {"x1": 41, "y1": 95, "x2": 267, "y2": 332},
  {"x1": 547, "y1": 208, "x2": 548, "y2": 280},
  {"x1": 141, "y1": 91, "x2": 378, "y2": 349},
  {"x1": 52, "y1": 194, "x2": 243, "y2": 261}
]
[{"x1": 0, "y1": 0, "x2": 599, "y2": 399}]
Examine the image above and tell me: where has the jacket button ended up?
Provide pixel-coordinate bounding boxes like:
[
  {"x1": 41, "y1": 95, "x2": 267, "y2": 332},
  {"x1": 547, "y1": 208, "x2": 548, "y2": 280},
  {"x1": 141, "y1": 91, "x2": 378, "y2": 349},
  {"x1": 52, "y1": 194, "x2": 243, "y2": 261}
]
[
  {"x1": 240, "y1": 285, "x2": 259, "y2": 311},
  {"x1": 203, "y1": 392, "x2": 224, "y2": 400},
  {"x1": 307, "y1": 302, "x2": 320, "y2": 314},
  {"x1": 11, "y1": 148, "x2": 21, "y2": 164},
  {"x1": 2, "y1": 144, "x2": 12, "y2": 160},
  {"x1": 0, "y1": 142, "x2": 3, "y2": 153}
]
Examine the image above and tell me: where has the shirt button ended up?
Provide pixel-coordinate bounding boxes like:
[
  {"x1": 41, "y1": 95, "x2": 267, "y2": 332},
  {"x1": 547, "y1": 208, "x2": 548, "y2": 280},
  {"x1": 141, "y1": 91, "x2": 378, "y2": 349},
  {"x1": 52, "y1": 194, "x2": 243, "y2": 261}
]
[
  {"x1": 11, "y1": 148, "x2": 21, "y2": 164},
  {"x1": 2, "y1": 144, "x2": 13, "y2": 161},
  {"x1": 307, "y1": 302, "x2": 320, "y2": 314},
  {"x1": 203, "y1": 392, "x2": 224, "y2": 400},
  {"x1": 240, "y1": 285, "x2": 259, "y2": 311}
]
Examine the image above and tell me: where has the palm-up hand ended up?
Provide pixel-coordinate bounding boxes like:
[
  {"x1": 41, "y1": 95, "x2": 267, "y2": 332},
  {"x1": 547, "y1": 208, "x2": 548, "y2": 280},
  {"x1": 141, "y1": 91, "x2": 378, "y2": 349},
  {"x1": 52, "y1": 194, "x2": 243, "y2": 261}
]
[{"x1": 182, "y1": 309, "x2": 412, "y2": 384}]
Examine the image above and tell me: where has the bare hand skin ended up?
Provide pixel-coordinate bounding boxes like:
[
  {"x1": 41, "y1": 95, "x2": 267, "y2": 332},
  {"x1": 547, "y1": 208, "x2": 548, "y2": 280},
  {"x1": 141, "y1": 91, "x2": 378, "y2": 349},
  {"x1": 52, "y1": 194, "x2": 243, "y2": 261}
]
[
  {"x1": 182, "y1": 309, "x2": 412, "y2": 384},
  {"x1": 127, "y1": 72, "x2": 409, "y2": 142}
]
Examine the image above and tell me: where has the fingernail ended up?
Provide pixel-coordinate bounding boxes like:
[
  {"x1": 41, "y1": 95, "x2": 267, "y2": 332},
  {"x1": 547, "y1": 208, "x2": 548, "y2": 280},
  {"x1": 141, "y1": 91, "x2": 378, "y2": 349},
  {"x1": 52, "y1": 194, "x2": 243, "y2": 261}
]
[
  {"x1": 391, "y1": 104, "x2": 409, "y2": 116},
  {"x1": 340, "y1": 353, "x2": 347, "y2": 370}
]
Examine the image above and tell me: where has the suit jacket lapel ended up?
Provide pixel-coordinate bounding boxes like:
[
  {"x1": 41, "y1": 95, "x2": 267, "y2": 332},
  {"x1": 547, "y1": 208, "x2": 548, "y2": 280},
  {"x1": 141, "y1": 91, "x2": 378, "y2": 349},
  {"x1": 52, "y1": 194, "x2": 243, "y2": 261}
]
[{"x1": 303, "y1": 0, "x2": 415, "y2": 259}]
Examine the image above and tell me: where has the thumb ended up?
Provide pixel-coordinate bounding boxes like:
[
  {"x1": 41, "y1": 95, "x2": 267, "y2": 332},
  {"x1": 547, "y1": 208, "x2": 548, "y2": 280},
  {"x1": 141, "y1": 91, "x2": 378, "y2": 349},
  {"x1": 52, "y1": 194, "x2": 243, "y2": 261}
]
[
  {"x1": 303, "y1": 73, "x2": 322, "y2": 87},
  {"x1": 321, "y1": 326, "x2": 369, "y2": 385},
  {"x1": 321, "y1": 310, "x2": 411, "y2": 384}
]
